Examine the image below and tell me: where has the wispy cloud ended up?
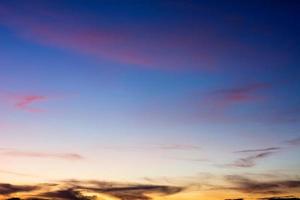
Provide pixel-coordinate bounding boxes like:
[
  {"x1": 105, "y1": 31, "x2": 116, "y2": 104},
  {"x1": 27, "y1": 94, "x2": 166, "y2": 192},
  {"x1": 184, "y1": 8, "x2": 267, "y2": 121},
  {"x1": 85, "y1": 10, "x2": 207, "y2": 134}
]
[
  {"x1": 228, "y1": 147, "x2": 280, "y2": 168},
  {"x1": 234, "y1": 147, "x2": 281, "y2": 153},
  {"x1": 156, "y1": 144, "x2": 201, "y2": 151},
  {"x1": 100, "y1": 144, "x2": 201, "y2": 151},
  {"x1": 0, "y1": 92, "x2": 50, "y2": 113},
  {"x1": 0, "y1": 2, "x2": 214, "y2": 71},
  {"x1": 229, "y1": 151, "x2": 275, "y2": 168},
  {"x1": 0, "y1": 1, "x2": 289, "y2": 71},
  {"x1": 285, "y1": 137, "x2": 300, "y2": 146},
  {"x1": 0, "y1": 169, "x2": 34, "y2": 178},
  {"x1": 205, "y1": 83, "x2": 271, "y2": 109},
  {"x1": 0, "y1": 149, "x2": 84, "y2": 161},
  {"x1": 14, "y1": 95, "x2": 48, "y2": 113},
  {"x1": 225, "y1": 175, "x2": 300, "y2": 194}
]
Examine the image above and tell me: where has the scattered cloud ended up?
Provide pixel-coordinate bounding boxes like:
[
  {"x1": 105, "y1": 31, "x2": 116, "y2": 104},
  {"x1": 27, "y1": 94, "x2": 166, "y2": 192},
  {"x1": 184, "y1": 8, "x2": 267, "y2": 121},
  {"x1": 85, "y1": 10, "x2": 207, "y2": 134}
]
[
  {"x1": 0, "y1": 180, "x2": 183, "y2": 200},
  {"x1": 2, "y1": 175, "x2": 300, "y2": 199}
]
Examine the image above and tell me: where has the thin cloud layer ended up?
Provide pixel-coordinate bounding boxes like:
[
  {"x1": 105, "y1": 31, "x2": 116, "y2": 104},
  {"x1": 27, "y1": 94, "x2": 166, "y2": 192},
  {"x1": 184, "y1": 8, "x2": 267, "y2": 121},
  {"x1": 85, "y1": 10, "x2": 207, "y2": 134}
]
[
  {"x1": 155, "y1": 144, "x2": 201, "y2": 151},
  {"x1": 0, "y1": 149, "x2": 84, "y2": 161},
  {"x1": 0, "y1": 1, "x2": 292, "y2": 71}
]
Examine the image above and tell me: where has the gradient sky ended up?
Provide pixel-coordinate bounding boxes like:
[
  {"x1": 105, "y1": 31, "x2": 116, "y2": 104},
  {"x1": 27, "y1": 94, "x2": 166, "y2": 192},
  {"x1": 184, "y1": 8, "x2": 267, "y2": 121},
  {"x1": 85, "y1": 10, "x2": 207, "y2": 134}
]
[{"x1": 0, "y1": 0, "x2": 300, "y2": 200}]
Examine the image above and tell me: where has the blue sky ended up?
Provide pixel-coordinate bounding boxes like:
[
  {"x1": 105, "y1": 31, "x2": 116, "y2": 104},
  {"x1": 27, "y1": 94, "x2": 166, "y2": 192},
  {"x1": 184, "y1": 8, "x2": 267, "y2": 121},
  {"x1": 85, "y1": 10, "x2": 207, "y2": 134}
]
[{"x1": 0, "y1": 1, "x2": 299, "y2": 199}]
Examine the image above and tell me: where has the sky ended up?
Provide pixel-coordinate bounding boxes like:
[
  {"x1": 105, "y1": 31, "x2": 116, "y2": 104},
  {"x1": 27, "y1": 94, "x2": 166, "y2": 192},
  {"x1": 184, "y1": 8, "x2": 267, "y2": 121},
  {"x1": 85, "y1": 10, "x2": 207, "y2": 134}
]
[{"x1": 0, "y1": 0, "x2": 299, "y2": 200}]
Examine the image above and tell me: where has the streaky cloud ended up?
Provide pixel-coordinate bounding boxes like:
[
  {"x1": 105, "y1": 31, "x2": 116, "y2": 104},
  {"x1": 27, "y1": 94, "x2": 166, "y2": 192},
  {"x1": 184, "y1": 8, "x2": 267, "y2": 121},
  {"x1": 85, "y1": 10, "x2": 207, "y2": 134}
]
[
  {"x1": 229, "y1": 151, "x2": 276, "y2": 168},
  {"x1": 234, "y1": 147, "x2": 281, "y2": 153},
  {"x1": 206, "y1": 82, "x2": 271, "y2": 109},
  {"x1": 0, "y1": 149, "x2": 84, "y2": 161},
  {"x1": 224, "y1": 175, "x2": 300, "y2": 194}
]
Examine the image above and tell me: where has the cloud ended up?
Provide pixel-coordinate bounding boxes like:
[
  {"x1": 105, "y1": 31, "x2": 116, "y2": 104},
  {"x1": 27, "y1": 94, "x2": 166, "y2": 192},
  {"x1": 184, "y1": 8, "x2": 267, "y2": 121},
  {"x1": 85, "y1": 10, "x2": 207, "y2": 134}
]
[
  {"x1": 225, "y1": 175, "x2": 300, "y2": 194},
  {"x1": 156, "y1": 144, "x2": 201, "y2": 151},
  {"x1": 225, "y1": 146, "x2": 281, "y2": 168},
  {"x1": 1, "y1": 180, "x2": 183, "y2": 200},
  {"x1": 14, "y1": 95, "x2": 48, "y2": 113},
  {"x1": 0, "y1": 169, "x2": 34, "y2": 177},
  {"x1": 0, "y1": 2, "x2": 215, "y2": 71},
  {"x1": 0, "y1": 183, "x2": 39, "y2": 195},
  {"x1": 285, "y1": 137, "x2": 300, "y2": 146},
  {"x1": 87, "y1": 184, "x2": 182, "y2": 200},
  {"x1": 0, "y1": 149, "x2": 84, "y2": 161},
  {"x1": 206, "y1": 83, "x2": 271, "y2": 109},
  {"x1": 0, "y1": 92, "x2": 49, "y2": 113},
  {"x1": 259, "y1": 197, "x2": 300, "y2": 200},
  {"x1": 225, "y1": 199, "x2": 244, "y2": 200},
  {"x1": 229, "y1": 151, "x2": 275, "y2": 168},
  {"x1": 166, "y1": 157, "x2": 209, "y2": 162},
  {"x1": 234, "y1": 147, "x2": 281, "y2": 153},
  {"x1": 139, "y1": 81, "x2": 274, "y2": 126},
  {"x1": 39, "y1": 189, "x2": 95, "y2": 200},
  {"x1": 0, "y1": 1, "x2": 291, "y2": 71},
  {"x1": 99, "y1": 144, "x2": 201, "y2": 152}
]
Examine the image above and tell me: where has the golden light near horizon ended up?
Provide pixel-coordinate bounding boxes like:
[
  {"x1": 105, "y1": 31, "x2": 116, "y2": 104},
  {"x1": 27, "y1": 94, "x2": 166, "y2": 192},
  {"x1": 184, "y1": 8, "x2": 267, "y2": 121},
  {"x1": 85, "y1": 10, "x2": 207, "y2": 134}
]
[{"x1": 0, "y1": 0, "x2": 299, "y2": 200}]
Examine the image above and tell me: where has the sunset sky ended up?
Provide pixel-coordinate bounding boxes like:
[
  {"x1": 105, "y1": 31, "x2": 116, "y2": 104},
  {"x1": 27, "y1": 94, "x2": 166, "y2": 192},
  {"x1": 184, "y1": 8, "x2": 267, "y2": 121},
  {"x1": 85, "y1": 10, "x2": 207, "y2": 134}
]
[{"x1": 0, "y1": 0, "x2": 299, "y2": 200}]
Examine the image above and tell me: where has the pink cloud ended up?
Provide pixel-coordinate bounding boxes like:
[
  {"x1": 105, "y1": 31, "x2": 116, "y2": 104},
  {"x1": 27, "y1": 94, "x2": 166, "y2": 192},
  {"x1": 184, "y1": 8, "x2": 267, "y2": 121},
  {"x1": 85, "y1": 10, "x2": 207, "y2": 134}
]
[
  {"x1": 14, "y1": 95, "x2": 48, "y2": 113},
  {"x1": 137, "y1": 82, "x2": 272, "y2": 125},
  {"x1": 0, "y1": 3, "x2": 230, "y2": 71},
  {"x1": 203, "y1": 83, "x2": 271, "y2": 109},
  {"x1": 0, "y1": 92, "x2": 48, "y2": 112}
]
